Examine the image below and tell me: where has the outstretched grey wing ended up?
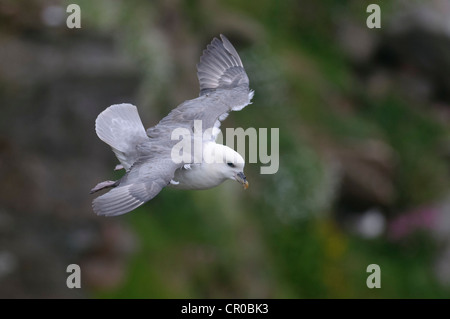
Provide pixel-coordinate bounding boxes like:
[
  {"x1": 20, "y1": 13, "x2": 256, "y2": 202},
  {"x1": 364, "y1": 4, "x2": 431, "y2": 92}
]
[
  {"x1": 147, "y1": 34, "x2": 254, "y2": 140},
  {"x1": 197, "y1": 34, "x2": 249, "y2": 95},
  {"x1": 92, "y1": 147, "x2": 179, "y2": 216}
]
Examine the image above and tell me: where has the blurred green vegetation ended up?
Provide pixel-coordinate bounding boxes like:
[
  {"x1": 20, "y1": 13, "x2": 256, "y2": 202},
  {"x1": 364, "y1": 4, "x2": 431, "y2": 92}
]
[{"x1": 69, "y1": 0, "x2": 450, "y2": 298}]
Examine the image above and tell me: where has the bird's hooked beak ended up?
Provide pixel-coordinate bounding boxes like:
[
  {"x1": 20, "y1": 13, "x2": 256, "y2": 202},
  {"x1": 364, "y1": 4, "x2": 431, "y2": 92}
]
[{"x1": 235, "y1": 172, "x2": 249, "y2": 189}]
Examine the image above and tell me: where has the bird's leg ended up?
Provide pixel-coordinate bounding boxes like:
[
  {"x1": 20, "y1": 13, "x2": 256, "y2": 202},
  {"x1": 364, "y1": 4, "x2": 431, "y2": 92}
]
[{"x1": 90, "y1": 180, "x2": 118, "y2": 194}]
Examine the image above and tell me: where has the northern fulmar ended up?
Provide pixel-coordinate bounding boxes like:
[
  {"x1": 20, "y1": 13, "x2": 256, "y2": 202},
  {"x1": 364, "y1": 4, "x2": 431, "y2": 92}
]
[{"x1": 91, "y1": 35, "x2": 253, "y2": 216}]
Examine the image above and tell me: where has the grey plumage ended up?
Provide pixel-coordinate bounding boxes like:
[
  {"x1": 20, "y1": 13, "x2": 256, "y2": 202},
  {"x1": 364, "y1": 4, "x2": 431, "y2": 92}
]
[
  {"x1": 197, "y1": 35, "x2": 248, "y2": 95},
  {"x1": 91, "y1": 34, "x2": 253, "y2": 216},
  {"x1": 95, "y1": 103, "x2": 148, "y2": 170}
]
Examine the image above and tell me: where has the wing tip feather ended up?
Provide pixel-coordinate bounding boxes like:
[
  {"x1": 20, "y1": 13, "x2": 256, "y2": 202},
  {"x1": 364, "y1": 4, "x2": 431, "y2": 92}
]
[{"x1": 197, "y1": 35, "x2": 249, "y2": 95}]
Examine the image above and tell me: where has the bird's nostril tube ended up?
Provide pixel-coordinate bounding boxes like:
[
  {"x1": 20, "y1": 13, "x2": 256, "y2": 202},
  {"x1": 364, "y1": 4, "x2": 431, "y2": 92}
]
[{"x1": 237, "y1": 172, "x2": 246, "y2": 180}]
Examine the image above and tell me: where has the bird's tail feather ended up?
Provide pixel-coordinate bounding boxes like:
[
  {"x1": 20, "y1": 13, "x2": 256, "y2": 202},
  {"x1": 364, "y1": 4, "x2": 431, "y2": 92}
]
[{"x1": 95, "y1": 103, "x2": 147, "y2": 170}]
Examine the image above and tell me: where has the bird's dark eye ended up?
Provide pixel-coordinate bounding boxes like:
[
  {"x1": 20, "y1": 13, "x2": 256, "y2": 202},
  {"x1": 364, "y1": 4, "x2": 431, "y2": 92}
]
[{"x1": 227, "y1": 163, "x2": 235, "y2": 168}]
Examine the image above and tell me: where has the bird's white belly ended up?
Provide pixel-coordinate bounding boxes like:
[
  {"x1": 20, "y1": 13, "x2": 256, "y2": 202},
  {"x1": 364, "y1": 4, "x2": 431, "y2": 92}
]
[{"x1": 169, "y1": 164, "x2": 227, "y2": 190}]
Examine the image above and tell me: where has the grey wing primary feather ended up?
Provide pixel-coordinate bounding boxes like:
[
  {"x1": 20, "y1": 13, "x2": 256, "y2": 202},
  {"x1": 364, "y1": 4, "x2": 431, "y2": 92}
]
[
  {"x1": 197, "y1": 34, "x2": 249, "y2": 95},
  {"x1": 92, "y1": 180, "x2": 166, "y2": 217},
  {"x1": 92, "y1": 153, "x2": 179, "y2": 216},
  {"x1": 92, "y1": 184, "x2": 151, "y2": 217}
]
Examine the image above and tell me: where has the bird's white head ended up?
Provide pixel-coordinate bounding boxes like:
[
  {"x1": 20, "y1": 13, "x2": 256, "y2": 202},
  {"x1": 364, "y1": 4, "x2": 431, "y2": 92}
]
[{"x1": 203, "y1": 143, "x2": 249, "y2": 189}]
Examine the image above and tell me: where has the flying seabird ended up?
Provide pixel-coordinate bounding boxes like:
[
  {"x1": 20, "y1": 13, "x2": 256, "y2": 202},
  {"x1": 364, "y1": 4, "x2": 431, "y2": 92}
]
[{"x1": 91, "y1": 35, "x2": 254, "y2": 216}]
